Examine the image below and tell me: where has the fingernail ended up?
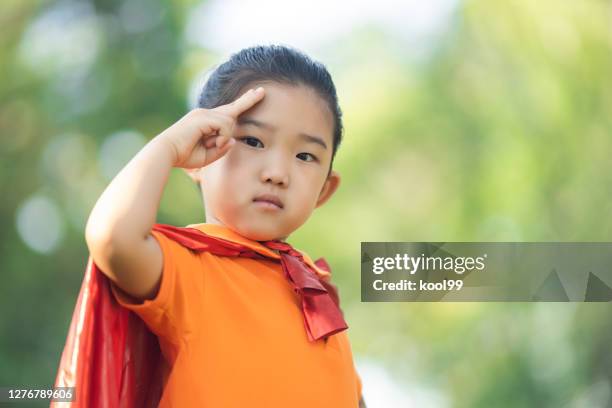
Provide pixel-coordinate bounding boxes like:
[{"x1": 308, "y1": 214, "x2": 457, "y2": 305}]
[{"x1": 255, "y1": 86, "x2": 263, "y2": 93}]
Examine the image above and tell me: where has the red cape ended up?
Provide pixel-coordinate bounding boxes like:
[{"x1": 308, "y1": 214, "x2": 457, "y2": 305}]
[{"x1": 51, "y1": 224, "x2": 337, "y2": 407}]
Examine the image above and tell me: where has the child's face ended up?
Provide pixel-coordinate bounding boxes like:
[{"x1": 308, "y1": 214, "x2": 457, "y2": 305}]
[{"x1": 200, "y1": 82, "x2": 341, "y2": 241}]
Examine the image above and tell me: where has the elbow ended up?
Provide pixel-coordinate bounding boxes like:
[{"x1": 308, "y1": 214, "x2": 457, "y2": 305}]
[
  {"x1": 85, "y1": 221, "x2": 148, "y2": 267},
  {"x1": 85, "y1": 224, "x2": 120, "y2": 270},
  {"x1": 85, "y1": 219, "x2": 115, "y2": 253},
  {"x1": 84, "y1": 221, "x2": 131, "y2": 264},
  {"x1": 85, "y1": 217, "x2": 134, "y2": 252},
  {"x1": 84, "y1": 225, "x2": 135, "y2": 284}
]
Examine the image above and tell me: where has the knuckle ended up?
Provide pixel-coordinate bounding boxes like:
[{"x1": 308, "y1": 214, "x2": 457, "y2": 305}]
[
  {"x1": 188, "y1": 108, "x2": 207, "y2": 118},
  {"x1": 214, "y1": 108, "x2": 237, "y2": 122},
  {"x1": 219, "y1": 113, "x2": 234, "y2": 126},
  {"x1": 208, "y1": 111, "x2": 230, "y2": 126}
]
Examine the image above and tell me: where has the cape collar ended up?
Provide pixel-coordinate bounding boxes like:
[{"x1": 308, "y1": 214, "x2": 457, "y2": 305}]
[{"x1": 184, "y1": 223, "x2": 331, "y2": 279}]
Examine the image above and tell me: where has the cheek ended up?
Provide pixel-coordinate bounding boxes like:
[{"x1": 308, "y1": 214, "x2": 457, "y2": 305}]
[
  {"x1": 226, "y1": 145, "x2": 251, "y2": 164},
  {"x1": 295, "y1": 174, "x2": 325, "y2": 206},
  {"x1": 215, "y1": 158, "x2": 255, "y2": 205},
  {"x1": 204, "y1": 161, "x2": 239, "y2": 200},
  {"x1": 223, "y1": 149, "x2": 256, "y2": 176}
]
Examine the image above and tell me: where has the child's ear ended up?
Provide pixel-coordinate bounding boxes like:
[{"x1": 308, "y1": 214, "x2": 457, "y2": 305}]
[{"x1": 315, "y1": 170, "x2": 341, "y2": 208}]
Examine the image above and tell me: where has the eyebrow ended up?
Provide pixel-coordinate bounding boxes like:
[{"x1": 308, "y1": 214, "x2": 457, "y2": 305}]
[{"x1": 238, "y1": 117, "x2": 328, "y2": 150}]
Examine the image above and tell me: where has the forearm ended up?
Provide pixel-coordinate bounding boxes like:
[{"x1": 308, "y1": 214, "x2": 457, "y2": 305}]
[{"x1": 85, "y1": 135, "x2": 175, "y2": 244}]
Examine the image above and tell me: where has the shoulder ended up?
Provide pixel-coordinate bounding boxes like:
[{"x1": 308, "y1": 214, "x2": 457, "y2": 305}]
[
  {"x1": 149, "y1": 225, "x2": 246, "y2": 273},
  {"x1": 150, "y1": 229, "x2": 201, "y2": 264}
]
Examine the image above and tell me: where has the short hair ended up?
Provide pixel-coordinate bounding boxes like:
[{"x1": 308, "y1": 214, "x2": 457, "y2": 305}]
[{"x1": 197, "y1": 44, "x2": 343, "y2": 172}]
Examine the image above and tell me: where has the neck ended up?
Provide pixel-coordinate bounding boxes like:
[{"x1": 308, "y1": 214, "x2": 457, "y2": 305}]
[{"x1": 202, "y1": 217, "x2": 289, "y2": 243}]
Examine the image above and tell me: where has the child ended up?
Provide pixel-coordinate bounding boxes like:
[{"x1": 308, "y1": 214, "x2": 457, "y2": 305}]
[{"x1": 55, "y1": 45, "x2": 365, "y2": 407}]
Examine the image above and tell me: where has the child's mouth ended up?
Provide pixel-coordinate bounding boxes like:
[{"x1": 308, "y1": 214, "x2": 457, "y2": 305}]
[
  {"x1": 253, "y1": 194, "x2": 284, "y2": 209},
  {"x1": 253, "y1": 200, "x2": 283, "y2": 210}
]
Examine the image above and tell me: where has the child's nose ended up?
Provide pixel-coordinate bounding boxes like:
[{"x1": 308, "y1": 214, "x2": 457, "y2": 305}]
[{"x1": 260, "y1": 155, "x2": 289, "y2": 187}]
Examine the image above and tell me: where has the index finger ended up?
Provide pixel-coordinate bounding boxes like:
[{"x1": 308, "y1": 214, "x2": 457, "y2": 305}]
[{"x1": 215, "y1": 87, "x2": 265, "y2": 118}]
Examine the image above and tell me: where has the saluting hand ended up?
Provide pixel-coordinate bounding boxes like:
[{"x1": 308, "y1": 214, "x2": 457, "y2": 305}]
[{"x1": 158, "y1": 86, "x2": 265, "y2": 169}]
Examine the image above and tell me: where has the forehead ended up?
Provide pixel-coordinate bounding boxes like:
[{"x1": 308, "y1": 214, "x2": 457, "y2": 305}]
[{"x1": 237, "y1": 82, "x2": 334, "y2": 146}]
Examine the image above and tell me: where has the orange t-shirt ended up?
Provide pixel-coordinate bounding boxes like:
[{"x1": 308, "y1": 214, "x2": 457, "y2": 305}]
[{"x1": 110, "y1": 223, "x2": 362, "y2": 407}]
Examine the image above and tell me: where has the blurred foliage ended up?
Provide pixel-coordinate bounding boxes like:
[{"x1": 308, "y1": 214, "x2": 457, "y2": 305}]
[{"x1": 1, "y1": 0, "x2": 612, "y2": 407}]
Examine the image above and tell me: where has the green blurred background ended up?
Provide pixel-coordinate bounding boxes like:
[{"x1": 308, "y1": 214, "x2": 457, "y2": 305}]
[{"x1": 2, "y1": 0, "x2": 612, "y2": 406}]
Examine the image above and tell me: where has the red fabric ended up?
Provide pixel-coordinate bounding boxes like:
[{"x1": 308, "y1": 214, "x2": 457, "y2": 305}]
[
  {"x1": 260, "y1": 239, "x2": 348, "y2": 341},
  {"x1": 52, "y1": 224, "x2": 346, "y2": 408},
  {"x1": 51, "y1": 257, "x2": 163, "y2": 408}
]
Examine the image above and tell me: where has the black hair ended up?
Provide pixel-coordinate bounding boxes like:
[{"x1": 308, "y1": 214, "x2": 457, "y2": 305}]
[{"x1": 197, "y1": 44, "x2": 343, "y2": 174}]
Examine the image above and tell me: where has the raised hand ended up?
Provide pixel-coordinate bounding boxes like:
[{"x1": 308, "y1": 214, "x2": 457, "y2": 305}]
[{"x1": 159, "y1": 86, "x2": 265, "y2": 169}]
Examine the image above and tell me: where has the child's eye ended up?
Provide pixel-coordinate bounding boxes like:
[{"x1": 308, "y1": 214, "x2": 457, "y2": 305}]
[
  {"x1": 297, "y1": 152, "x2": 317, "y2": 162},
  {"x1": 239, "y1": 136, "x2": 264, "y2": 148}
]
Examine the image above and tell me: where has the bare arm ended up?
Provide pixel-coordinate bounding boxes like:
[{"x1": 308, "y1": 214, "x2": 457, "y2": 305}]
[
  {"x1": 85, "y1": 87, "x2": 266, "y2": 301},
  {"x1": 85, "y1": 136, "x2": 174, "y2": 300}
]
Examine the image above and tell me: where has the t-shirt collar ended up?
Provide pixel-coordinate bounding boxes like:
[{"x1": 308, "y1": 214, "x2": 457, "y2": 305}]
[
  {"x1": 184, "y1": 222, "x2": 329, "y2": 277},
  {"x1": 185, "y1": 222, "x2": 279, "y2": 258}
]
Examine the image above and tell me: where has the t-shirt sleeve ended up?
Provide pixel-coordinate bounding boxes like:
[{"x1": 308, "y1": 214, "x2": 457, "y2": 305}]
[{"x1": 109, "y1": 229, "x2": 204, "y2": 346}]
